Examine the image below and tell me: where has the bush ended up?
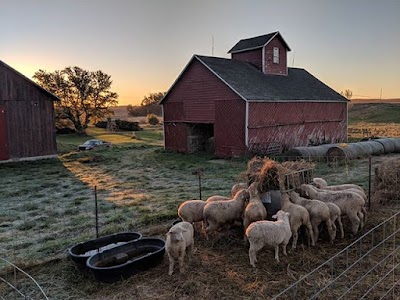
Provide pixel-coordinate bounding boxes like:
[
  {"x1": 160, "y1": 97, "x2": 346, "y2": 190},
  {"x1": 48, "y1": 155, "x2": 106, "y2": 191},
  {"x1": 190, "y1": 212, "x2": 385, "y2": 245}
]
[
  {"x1": 147, "y1": 114, "x2": 160, "y2": 125},
  {"x1": 115, "y1": 119, "x2": 142, "y2": 131}
]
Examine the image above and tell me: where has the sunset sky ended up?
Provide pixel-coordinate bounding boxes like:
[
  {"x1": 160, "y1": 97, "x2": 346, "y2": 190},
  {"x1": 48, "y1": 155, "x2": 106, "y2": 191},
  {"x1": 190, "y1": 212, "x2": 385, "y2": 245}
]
[{"x1": 1, "y1": 0, "x2": 399, "y2": 105}]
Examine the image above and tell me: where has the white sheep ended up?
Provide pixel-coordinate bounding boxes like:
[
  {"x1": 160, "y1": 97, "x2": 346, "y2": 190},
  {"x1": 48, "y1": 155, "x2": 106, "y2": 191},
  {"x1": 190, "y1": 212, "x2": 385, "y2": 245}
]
[
  {"x1": 289, "y1": 191, "x2": 335, "y2": 243},
  {"x1": 243, "y1": 182, "x2": 267, "y2": 233},
  {"x1": 177, "y1": 200, "x2": 206, "y2": 224},
  {"x1": 280, "y1": 193, "x2": 315, "y2": 249},
  {"x1": 298, "y1": 184, "x2": 365, "y2": 235},
  {"x1": 231, "y1": 182, "x2": 247, "y2": 197},
  {"x1": 165, "y1": 221, "x2": 194, "y2": 275},
  {"x1": 313, "y1": 177, "x2": 368, "y2": 223},
  {"x1": 245, "y1": 210, "x2": 292, "y2": 266},
  {"x1": 326, "y1": 202, "x2": 344, "y2": 239},
  {"x1": 203, "y1": 189, "x2": 249, "y2": 236}
]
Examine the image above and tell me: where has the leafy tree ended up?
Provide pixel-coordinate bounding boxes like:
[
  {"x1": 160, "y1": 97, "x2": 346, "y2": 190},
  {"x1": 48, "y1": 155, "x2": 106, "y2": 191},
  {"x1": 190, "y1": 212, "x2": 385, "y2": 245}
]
[
  {"x1": 33, "y1": 66, "x2": 118, "y2": 133},
  {"x1": 140, "y1": 92, "x2": 165, "y2": 106},
  {"x1": 340, "y1": 89, "x2": 353, "y2": 100}
]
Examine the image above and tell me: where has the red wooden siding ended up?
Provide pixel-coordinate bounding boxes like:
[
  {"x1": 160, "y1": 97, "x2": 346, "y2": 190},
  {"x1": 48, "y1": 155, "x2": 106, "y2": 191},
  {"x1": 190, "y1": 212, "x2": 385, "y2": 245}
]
[
  {"x1": 248, "y1": 102, "x2": 347, "y2": 151},
  {"x1": 162, "y1": 58, "x2": 245, "y2": 156},
  {"x1": 0, "y1": 62, "x2": 57, "y2": 160},
  {"x1": 264, "y1": 37, "x2": 288, "y2": 75},
  {"x1": 164, "y1": 123, "x2": 187, "y2": 152},
  {"x1": 214, "y1": 99, "x2": 246, "y2": 157},
  {"x1": 0, "y1": 107, "x2": 8, "y2": 160},
  {"x1": 231, "y1": 49, "x2": 262, "y2": 70}
]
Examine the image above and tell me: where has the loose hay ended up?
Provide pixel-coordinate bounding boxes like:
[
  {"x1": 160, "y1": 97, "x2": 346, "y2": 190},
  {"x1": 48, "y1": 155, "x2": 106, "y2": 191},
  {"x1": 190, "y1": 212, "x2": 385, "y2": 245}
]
[
  {"x1": 245, "y1": 157, "x2": 315, "y2": 192},
  {"x1": 372, "y1": 157, "x2": 400, "y2": 205}
]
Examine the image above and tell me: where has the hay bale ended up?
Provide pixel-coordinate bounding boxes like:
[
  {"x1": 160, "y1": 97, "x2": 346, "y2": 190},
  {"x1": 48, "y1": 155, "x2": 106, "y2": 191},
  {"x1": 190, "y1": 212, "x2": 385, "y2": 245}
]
[
  {"x1": 374, "y1": 138, "x2": 400, "y2": 153},
  {"x1": 326, "y1": 141, "x2": 384, "y2": 161},
  {"x1": 372, "y1": 158, "x2": 400, "y2": 205},
  {"x1": 284, "y1": 144, "x2": 339, "y2": 160}
]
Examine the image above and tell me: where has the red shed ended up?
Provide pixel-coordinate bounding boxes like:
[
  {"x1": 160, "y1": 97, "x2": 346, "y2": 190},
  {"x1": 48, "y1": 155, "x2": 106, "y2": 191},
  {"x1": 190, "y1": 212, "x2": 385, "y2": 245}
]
[
  {"x1": 161, "y1": 32, "x2": 348, "y2": 157},
  {"x1": 0, "y1": 60, "x2": 58, "y2": 162}
]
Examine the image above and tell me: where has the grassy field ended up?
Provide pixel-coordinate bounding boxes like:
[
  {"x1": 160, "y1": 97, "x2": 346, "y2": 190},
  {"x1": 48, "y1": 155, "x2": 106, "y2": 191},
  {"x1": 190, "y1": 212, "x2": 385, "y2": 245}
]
[{"x1": 1, "y1": 117, "x2": 399, "y2": 299}]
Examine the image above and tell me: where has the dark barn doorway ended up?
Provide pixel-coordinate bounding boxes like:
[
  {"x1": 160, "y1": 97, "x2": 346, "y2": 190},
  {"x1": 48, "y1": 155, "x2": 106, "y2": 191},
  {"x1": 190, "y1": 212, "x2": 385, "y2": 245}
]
[{"x1": 187, "y1": 123, "x2": 214, "y2": 153}]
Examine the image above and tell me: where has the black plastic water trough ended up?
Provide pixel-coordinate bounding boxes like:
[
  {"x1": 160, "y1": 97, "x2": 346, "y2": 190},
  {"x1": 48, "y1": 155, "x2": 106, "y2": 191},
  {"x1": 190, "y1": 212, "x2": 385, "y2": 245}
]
[
  {"x1": 68, "y1": 232, "x2": 142, "y2": 267},
  {"x1": 86, "y1": 237, "x2": 165, "y2": 283}
]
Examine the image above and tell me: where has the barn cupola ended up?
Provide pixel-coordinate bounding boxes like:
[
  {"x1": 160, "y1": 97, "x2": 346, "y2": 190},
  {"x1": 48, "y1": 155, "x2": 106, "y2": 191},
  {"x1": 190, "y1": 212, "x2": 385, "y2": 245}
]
[{"x1": 228, "y1": 31, "x2": 291, "y2": 76}]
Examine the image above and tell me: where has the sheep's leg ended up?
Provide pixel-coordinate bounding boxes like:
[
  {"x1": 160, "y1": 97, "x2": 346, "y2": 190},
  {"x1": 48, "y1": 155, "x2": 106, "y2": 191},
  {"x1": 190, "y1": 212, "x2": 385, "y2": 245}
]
[
  {"x1": 326, "y1": 219, "x2": 336, "y2": 243},
  {"x1": 312, "y1": 221, "x2": 320, "y2": 243},
  {"x1": 307, "y1": 222, "x2": 315, "y2": 246},
  {"x1": 167, "y1": 253, "x2": 175, "y2": 276},
  {"x1": 337, "y1": 216, "x2": 345, "y2": 239},
  {"x1": 187, "y1": 243, "x2": 194, "y2": 261},
  {"x1": 248, "y1": 239, "x2": 263, "y2": 267},
  {"x1": 282, "y1": 243, "x2": 288, "y2": 256},
  {"x1": 275, "y1": 245, "x2": 286, "y2": 262},
  {"x1": 358, "y1": 210, "x2": 365, "y2": 229},
  {"x1": 347, "y1": 211, "x2": 360, "y2": 235},
  {"x1": 362, "y1": 207, "x2": 367, "y2": 224},
  {"x1": 178, "y1": 252, "x2": 186, "y2": 274},
  {"x1": 291, "y1": 228, "x2": 298, "y2": 249}
]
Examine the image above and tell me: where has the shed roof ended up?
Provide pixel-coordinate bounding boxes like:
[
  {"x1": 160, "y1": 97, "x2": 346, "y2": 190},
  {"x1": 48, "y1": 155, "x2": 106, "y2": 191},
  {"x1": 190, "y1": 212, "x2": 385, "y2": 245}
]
[
  {"x1": 0, "y1": 60, "x2": 59, "y2": 101},
  {"x1": 195, "y1": 55, "x2": 347, "y2": 102},
  {"x1": 228, "y1": 31, "x2": 291, "y2": 54}
]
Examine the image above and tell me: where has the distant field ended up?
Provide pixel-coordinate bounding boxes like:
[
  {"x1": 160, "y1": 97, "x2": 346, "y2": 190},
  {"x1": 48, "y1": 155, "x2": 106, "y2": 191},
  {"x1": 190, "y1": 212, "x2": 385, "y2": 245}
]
[
  {"x1": 348, "y1": 103, "x2": 400, "y2": 124},
  {"x1": 351, "y1": 98, "x2": 400, "y2": 104}
]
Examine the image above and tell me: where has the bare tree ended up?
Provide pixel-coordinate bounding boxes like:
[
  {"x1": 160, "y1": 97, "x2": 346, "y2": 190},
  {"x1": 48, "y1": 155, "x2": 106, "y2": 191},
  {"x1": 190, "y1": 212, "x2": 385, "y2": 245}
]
[{"x1": 340, "y1": 89, "x2": 353, "y2": 100}]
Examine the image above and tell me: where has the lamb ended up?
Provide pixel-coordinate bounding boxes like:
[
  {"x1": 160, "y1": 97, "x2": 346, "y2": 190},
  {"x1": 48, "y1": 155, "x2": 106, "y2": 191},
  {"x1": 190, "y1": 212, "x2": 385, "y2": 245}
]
[
  {"x1": 297, "y1": 184, "x2": 365, "y2": 235},
  {"x1": 231, "y1": 182, "x2": 247, "y2": 197},
  {"x1": 280, "y1": 193, "x2": 315, "y2": 249},
  {"x1": 289, "y1": 191, "x2": 335, "y2": 243},
  {"x1": 165, "y1": 221, "x2": 194, "y2": 275},
  {"x1": 203, "y1": 189, "x2": 250, "y2": 236},
  {"x1": 243, "y1": 182, "x2": 267, "y2": 236},
  {"x1": 245, "y1": 210, "x2": 292, "y2": 266},
  {"x1": 326, "y1": 202, "x2": 344, "y2": 239}
]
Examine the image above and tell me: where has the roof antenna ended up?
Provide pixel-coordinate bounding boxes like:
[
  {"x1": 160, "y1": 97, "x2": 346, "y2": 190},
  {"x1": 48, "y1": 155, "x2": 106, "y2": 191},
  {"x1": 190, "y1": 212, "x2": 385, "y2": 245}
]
[
  {"x1": 212, "y1": 35, "x2": 214, "y2": 56},
  {"x1": 292, "y1": 51, "x2": 295, "y2": 67}
]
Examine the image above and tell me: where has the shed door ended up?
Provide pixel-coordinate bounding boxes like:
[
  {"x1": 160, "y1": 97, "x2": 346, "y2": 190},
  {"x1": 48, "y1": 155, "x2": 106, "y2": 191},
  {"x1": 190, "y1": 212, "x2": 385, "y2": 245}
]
[{"x1": 0, "y1": 107, "x2": 9, "y2": 160}]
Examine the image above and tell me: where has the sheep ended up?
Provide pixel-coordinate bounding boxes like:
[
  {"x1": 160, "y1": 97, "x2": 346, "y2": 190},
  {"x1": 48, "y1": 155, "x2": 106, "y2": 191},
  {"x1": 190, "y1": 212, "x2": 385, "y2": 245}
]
[
  {"x1": 245, "y1": 210, "x2": 292, "y2": 266},
  {"x1": 243, "y1": 182, "x2": 267, "y2": 240},
  {"x1": 203, "y1": 189, "x2": 250, "y2": 236},
  {"x1": 178, "y1": 200, "x2": 206, "y2": 224},
  {"x1": 313, "y1": 177, "x2": 368, "y2": 223},
  {"x1": 289, "y1": 191, "x2": 335, "y2": 243},
  {"x1": 206, "y1": 195, "x2": 230, "y2": 202},
  {"x1": 280, "y1": 192, "x2": 315, "y2": 249},
  {"x1": 297, "y1": 184, "x2": 365, "y2": 235},
  {"x1": 326, "y1": 202, "x2": 344, "y2": 239},
  {"x1": 231, "y1": 182, "x2": 247, "y2": 197},
  {"x1": 165, "y1": 221, "x2": 194, "y2": 275},
  {"x1": 313, "y1": 177, "x2": 366, "y2": 196}
]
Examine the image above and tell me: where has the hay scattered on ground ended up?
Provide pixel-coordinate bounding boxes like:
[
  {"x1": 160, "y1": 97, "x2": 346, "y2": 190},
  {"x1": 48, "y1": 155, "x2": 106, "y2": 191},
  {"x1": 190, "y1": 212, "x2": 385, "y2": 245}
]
[{"x1": 372, "y1": 157, "x2": 400, "y2": 205}]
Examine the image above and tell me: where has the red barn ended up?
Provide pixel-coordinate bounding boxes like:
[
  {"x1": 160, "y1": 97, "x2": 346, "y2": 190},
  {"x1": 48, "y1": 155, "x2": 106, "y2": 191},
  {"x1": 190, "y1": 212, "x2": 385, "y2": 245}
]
[
  {"x1": 161, "y1": 32, "x2": 348, "y2": 157},
  {"x1": 0, "y1": 60, "x2": 58, "y2": 162}
]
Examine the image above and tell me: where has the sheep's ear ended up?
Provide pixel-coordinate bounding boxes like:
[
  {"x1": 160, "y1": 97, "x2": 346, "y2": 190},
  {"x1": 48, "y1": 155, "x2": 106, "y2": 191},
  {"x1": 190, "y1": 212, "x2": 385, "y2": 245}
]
[
  {"x1": 304, "y1": 190, "x2": 309, "y2": 197},
  {"x1": 272, "y1": 214, "x2": 277, "y2": 219}
]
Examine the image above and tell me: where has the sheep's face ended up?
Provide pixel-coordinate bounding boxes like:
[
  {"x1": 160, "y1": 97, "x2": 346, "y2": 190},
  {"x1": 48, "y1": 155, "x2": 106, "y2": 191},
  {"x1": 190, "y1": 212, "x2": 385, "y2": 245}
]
[
  {"x1": 289, "y1": 191, "x2": 299, "y2": 199},
  {"x1": 272, "y1": 210, "x2": 290, "y2": 221},
  {"x1": 296, "y1": 185, "x2": 309, "y2": 198},
  {"x1": 167, "y1": 228, "x2": 185, "y2": 242},
  {"x1": 248, "y1": 182, "x2": 260, "y2": 198},
  {"x1": 236, "y1": 189, "x2": 250, "y2": 202}
]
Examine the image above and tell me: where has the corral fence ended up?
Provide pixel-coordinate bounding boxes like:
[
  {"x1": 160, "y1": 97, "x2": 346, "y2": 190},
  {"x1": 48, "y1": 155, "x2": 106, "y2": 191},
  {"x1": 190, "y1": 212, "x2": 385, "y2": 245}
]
[
  {"x1": 0, "y1": 258, "x2": 49, "y2": 299},
  {"x1": 273, "y1": 211, "x2": 400, "y2": 299}
]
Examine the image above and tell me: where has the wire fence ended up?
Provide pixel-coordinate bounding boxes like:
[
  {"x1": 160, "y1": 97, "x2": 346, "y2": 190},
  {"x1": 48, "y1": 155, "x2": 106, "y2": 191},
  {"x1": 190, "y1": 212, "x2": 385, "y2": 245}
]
[
  {"x1": 273, "y1": 211, "x2": 400, "y2": 299},
  {"x1": 0, "y1": 258, "x2": 49, "y2": 300}
]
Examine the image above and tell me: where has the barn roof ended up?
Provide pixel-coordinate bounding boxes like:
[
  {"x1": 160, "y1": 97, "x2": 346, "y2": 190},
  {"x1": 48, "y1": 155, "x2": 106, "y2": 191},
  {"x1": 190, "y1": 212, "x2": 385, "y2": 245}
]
[
  {"x1": 228, "y1": 31, "x2": 291, "y2": 54},
  {"x1": 0, "y1": 60, "x2": 59, "y2": 101},
  {"x1": 195, "y1": 55, "x2": 347, "y2": 102}
]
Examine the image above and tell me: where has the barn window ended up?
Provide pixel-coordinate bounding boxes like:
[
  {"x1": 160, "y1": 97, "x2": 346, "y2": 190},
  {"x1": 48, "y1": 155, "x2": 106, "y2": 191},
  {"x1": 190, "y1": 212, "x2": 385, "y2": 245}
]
[{"x1": 273, "y1": 47, "x2": 279, "y2": 64}]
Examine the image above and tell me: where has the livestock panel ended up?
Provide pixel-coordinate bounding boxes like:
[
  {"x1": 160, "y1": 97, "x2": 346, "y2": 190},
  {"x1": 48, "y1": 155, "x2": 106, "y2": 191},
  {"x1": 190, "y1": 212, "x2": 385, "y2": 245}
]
[
  {"x1": 163, "y1": 123, "x2": 188, "y2": 153},
  {"x1": 248, "y1": 102, "x2": 347, "y2": 152},
  {"x1": 0, "y1": 106, "x2": 8, "y2": 160},
  {"x1": 214, "y1": 99, "x2": 246, "y2": 157}
]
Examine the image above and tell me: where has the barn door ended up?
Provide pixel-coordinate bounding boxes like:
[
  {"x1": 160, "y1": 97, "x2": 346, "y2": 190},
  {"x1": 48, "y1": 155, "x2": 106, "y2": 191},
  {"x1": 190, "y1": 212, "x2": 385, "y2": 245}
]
[{"x1": 0, "y1": 106, "x2": 9, "y2": 160}]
